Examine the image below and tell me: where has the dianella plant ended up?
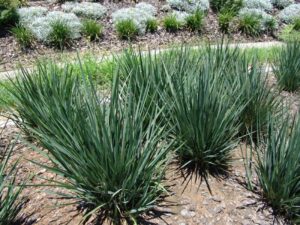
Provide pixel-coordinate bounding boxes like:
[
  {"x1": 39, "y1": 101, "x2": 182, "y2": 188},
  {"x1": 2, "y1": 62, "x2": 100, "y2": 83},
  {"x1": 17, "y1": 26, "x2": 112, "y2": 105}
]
[{"x1": 7, "y1": 62, "x2": 173, "y2": 224}]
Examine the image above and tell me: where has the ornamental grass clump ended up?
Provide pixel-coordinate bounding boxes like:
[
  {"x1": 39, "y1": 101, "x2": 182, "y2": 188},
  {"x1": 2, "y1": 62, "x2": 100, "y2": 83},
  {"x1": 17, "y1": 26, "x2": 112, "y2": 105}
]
[
  {"x1": 8, "y1": 62, "x2": 172, "y2": 224},
  {"x1": 255, "y1": 117, "x2": 300, "y2": 224},
  {"x1": 116, "y1": 19, "x2": 138, "y2": 40},
  {"x1": 232, "y1": 55, "x2": 281, "y2": 141},
  {"x1": 164, "y1": 45, "x2": 246, "y2": 188},
  {"x1": 273, "y1": 41, "x2": 300, "y2": 92},
  {"x1": 82, "y1": 19, "x2": 103, "y2": 41},
  {"x1": 186, "y1": 9, "x2": 205, "y2": 32},
  {"x1": 0, "y1": 135, "x2": 27, "y2": 224},
  {"x1": 238, "y1": 14, "x2": 262, "y2": 36},
  {"x1": 11, "y1": 25, "x2": 33, "y2": 49},
  {"x1": 163, "y1": 14, "x2": 182, "y2": 32}
]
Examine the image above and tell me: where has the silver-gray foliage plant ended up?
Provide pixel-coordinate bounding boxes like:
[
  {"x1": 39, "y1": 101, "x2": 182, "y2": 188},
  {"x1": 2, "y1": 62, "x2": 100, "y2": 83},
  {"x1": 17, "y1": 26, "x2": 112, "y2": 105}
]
[
  {"x1": 279, "y1": 4, "x2": 300, "y2": 23},
  {"x1": 243, "y1": 0, "x2": 273, "y2": 11},
  {"x1": 18, "y1": 8, "x2": 82, "y2": 42},
  {"x1": 167, "y1": 0, "x2": 210, "y2": 12},
  {"x1": 239, "y1": 8, "x2": 278, "y2": 30},
  {"x1": 61, "y1": 2, "x2": 107, "y2": 19},
  {"x1": 112, "y1": 3, "x2": 157, "y2": 34}
]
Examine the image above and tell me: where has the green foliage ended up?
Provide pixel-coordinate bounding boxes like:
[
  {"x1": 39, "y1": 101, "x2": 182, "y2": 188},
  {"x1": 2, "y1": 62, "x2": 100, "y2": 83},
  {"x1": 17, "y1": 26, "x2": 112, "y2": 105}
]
[
  {"x1": 279, "y1": 24, "x2": 300, "y2": 42},
  {"x1": 233, "y1": 57, "x2": 281, "y2": 141},
  {"x1": 115, "y1": 19, "x2": 138, "y2": 40},
  {"x1": 0, "y1": 136, "x2": 27, "y2": 224},
  {"x1": 239, "y1": 15, "x2": 261, "y2": 37},
  {"x1": 264, "y1": 17, "x2": 278, "y2": 33},
  {"x1": 7, "y1": 63, "x2": 172, "y2": 224},
  {"x1": 255, "y1": 117, "x2": 300, "y2": 223},
  {"x1": 0, "y1": 0, "x2": 20, "y2": 8},
  {"x1": 273, "y1": 41, "x2": 300, "y2": 92},
  {"x1": 163, "y1": 15, "x2": 181, "y2": 32},
  {"x1": 165, "y1": 47, "x2": 245, "y2": 187},
  {"x1": 146, "y1": 19, "x2": 158, "y2": 33},
  {"x1": 82, "y1": 19, "x2": 103, "y2": 41},
  {"x1": 210, "y1": 0, "x2": 243, "y2": 13},
  {"x1": 49, "y1": 20, "x2": 72, "y2": 50},
  {"x1": 186, "y1": 10, "x2": 204, "y2": 32},
  {"x1": 11, "y1": 25, "x2": 33, "y2": 49},
  {"x1": 218, "y1": 9, "x2": 235, "y2": 33},
  {"x1": 292, "y1": 18, "x2": 300, "y2": 31},
  {"x1": 0, "y1": 7, "x2": 18, "y2": 28}
]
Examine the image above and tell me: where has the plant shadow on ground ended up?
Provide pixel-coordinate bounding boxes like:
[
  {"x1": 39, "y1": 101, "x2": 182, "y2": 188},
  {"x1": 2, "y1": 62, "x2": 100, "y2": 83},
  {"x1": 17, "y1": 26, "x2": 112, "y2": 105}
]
[{"x1": 178, "y1": 159, "x2": 230, "y2": 194}]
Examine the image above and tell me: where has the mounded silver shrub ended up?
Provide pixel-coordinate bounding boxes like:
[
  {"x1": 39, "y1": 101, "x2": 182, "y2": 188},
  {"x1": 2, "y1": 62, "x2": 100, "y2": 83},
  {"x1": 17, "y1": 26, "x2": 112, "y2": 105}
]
[
  {"x1": 18, "y1": 6, "x2": 48, "y2": 25},
  {"x1": 21, "y1": 11, "x2": 82, "y2": 42},
  {"x1": 239, "y1": 8, "x2": 278, "y2": 30},
  {"x1": 112, "y1": 3, "x2": 156, "y2": 34},
  {"x1": 135, "y1": 2, "x2": 157, "y2": 15},
  {"x1": 61, "y1": 2, "x2": 107, "y2": 19},
  {"x1": 167, "y1": 0, "x2": 210, "y2": 12},
  {"x1": 271, "y1": 0, "x2": 294, "y2": 8},
  {"x1": 243, "y1": 0, "x2": 273, "y2": 11},
  {"x1": 172, "y1": 10, "x2": 190, "y2": 25},
  {"x1": 279, "y1": 4, "x2": 300, "y2": 23}
]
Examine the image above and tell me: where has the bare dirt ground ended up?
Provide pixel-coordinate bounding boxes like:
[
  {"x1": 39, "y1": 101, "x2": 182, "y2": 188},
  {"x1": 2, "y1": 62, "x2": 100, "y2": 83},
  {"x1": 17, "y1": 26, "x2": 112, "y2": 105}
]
[{"x1": 0, "y1": 119, "x2": 286, "y2": 225}]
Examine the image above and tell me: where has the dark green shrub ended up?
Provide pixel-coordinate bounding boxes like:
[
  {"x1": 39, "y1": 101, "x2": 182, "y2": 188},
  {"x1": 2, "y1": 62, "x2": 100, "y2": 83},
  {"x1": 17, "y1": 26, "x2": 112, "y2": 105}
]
[
  {"x1": 163, "y1": 15, "x2": 181, "y2": 32},
  {"x1": 292, "y1": 18, "x2": 300, "y2": 31},
  {"x1": 82, "y1": 19, "x2": 103, "y2": 41},
  {"x1": 255, "y1": 117, "x2": 300, "y2": 224},
  {"x1": 186, "y1": 10, "x2": 204, "y2": 32},
  {"x1": 11, "y1": 25, "x2": 33, "y2": 49},
  {"x1": 146, "y1": 19, "x2": 158, "y2": 33},
  {"x1": 210, "y1": 0, "x2": 243, "y2": 13},
  {"x1": 239, "y1": 15, "x2": 261, "y2": 36},
  {"x1": 49, "y1": 21, "x2": 72, "y2": 50},
  {"x1": 218, "y1": 9, "x2": 235, "y2": 33},
  {"x1": 0, "y1": 7, "x2": 18, "y2": 28},
  {"x1": 115, "y1": 19, "x2": 138, "y2": 40},
  {"x1": 273, "y1": 41, "x2": 300, "y2": 92},
  {"x1": 7, "y1": 63, "x2": 172, "y2": 224}
]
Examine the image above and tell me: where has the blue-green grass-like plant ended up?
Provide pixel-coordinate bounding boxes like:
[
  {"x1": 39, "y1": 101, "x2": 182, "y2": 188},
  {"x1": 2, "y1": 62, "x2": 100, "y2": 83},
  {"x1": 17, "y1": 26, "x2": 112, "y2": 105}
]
[
  {"x1": 255, "y1": 117, "x2": 300, "y2": 223},
  {"x1": 0, "y1": 133, "x2": 27, "y2": 224},
  {"x1": 165, "y1": 50, "x2": 245, "y2": 190},
  {"x1": 7, "y1": 62, "x2": 172, "y2": 224},
  {"x1": 273, "y1": 41, "x2": 300, "y2": 92}
]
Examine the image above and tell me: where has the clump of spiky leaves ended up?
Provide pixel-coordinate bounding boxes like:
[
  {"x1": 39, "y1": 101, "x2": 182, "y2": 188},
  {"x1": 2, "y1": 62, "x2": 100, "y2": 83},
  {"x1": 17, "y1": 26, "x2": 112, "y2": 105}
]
[
  {"x1": 273, "y1": 41, "x2": 300, "y2": 92},
  {"x1": 210, "y1": 0, "x2": 243, "y2": 13},
  {"x1": 49, "y1": 20, "x2": 72, "y2": 50},
  {"x1": 165, "y1": 46, "x2": 245, "y2": 189},
  {"x1": 0, "y1": 132, "x2": 27, "y2": 224},
  {"x1": 6, "y1": 63, "x2": 75, "y2": 135},
  {"x1": 255, "y1": 116, "x2": 300, "y2": 224},
  {"x1": 82, "y1": 19, "x2": 103, "y2": 41},
  {"x1": 115, "y1": 19, "x2": 138, "y2": 40},
  {"x1": 218, "y1": 9, "x2": 235, "y2": 33},
  {"x1": 185, "y1": 10, "x2": 204, "y2": 32},
  {"x1": 11, "y1": 25, "x2": 33, "y2": 49},
  {"x1": 163, "y1": 14, "x2": 182, "y2": 32},
  {"x1": 292, "y1": 17, "x2": 300, "y2": 31},
  {"x1": 7, "y1": 62, "x2": 172, "y2": 224},
  {"x1": 229, "y1": 54, "x2": 281, "y2": 142},
  {"x1": 117, "y1": 46, "x2": 203, "y2": 131},
  {"x1": 146, "y1": 19, "x2": 158, "y2": 33},
  {"x1": 239, "y1": 14, "x2": 262, "y2": 36}
]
